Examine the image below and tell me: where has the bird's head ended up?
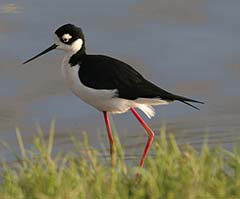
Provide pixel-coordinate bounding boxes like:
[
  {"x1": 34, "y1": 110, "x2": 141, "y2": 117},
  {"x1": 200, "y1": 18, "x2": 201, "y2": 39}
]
[{"x1": 23, "y1": 24, "x2": 85, "y2": 64}]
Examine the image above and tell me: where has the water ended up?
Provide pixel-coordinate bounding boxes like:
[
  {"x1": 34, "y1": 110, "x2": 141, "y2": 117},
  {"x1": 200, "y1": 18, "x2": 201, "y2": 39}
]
[{"x1": 0, "y1": 0, "x2": 240, "y2": 162}]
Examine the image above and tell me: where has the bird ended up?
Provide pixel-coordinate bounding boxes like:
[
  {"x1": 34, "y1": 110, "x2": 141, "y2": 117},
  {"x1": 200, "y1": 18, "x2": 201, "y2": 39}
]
[{"x1": 23, "y1": 23, "x2": 203, "y2": 173}]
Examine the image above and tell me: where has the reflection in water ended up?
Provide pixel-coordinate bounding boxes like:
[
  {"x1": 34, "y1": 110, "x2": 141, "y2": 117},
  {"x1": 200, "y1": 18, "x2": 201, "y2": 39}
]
[
  {"x1": 0, "y1": 3, "x2": 22, "y2": 14},
  {"x1": 0, "y1": 0, "x2": 240, "y2": 163},
  {"x1": 131, "y1": 0, "x2": 206, "y2": 23}
]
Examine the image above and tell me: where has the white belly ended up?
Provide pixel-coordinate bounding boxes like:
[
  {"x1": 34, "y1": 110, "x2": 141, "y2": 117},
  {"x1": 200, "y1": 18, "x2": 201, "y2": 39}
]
[
  {"x1": 61, "y1": 56, "x2": 169, "y2": 118},
  {"x1": 61, "y1": 59, "x2": 133, "y2": 114}
]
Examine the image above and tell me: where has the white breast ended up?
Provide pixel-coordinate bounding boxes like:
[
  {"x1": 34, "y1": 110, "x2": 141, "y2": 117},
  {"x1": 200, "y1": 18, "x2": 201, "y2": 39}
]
[
  {"x1": 61, "y1": 56, "x2": 133, "y2": 114},
  {"x1": 61, "y1": 55, "x2": 169, "y2": 118}
]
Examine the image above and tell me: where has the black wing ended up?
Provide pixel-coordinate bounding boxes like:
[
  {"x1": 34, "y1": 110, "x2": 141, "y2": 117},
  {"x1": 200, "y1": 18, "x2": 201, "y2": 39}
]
[{"x1": 79, "y1": 55, "x2": 203, "y2": 109}]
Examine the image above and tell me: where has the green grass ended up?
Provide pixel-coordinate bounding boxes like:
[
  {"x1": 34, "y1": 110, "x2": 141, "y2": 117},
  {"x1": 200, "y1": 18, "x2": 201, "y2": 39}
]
[{"x1": 0, "y1": 122, "x2": 240, "y2": 199}]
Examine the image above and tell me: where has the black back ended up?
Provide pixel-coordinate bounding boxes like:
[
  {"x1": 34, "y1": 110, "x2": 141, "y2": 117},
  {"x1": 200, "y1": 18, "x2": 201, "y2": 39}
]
[{"x1": 78, "y1": 55, "x2": 176, "y2": 101}]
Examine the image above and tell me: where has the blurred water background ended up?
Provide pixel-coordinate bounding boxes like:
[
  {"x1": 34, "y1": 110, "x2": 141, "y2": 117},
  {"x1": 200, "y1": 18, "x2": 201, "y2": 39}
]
[{"x1": 0, "y1": 0, "x2": 240, "y2": 162}]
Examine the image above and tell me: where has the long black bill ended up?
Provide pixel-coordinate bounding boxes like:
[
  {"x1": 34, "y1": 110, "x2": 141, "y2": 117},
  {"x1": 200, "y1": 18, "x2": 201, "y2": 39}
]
[{"x1": 23, "y1": 44, "x2": 58, "y2": 64}]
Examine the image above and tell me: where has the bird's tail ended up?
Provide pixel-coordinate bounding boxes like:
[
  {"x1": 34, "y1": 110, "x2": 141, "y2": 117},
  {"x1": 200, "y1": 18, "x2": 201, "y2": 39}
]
[{"x1": 173, "y1": 95, "x2": 204, "y2": 110}]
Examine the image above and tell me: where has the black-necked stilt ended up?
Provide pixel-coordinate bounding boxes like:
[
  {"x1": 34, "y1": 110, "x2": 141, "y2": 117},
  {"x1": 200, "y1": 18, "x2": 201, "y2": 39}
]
[{"x1": 23, "y1": 24, "x2": 203, "y2": 173}]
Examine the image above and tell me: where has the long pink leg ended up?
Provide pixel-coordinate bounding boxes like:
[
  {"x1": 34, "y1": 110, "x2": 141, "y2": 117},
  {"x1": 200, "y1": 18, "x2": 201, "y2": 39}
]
[
  {"x1": 103, "y1": 111, "x2": 114, "y2": 160},
  {"x1": 130, "y1": 108, "x2": 155, "y2": 168}
]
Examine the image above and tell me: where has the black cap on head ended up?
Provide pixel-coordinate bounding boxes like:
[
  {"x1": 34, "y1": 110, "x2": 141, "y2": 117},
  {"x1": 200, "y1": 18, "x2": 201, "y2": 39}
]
[
  {"x1": 55, "y1": 24, "x2": 85, "y2": 45},
  {"x1": 22, "y1": 24, "x2": 85, "y2": 65}
]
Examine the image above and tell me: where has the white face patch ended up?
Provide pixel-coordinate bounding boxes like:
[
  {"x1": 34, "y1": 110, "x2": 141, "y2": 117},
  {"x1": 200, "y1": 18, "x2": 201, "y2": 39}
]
[
  {"x1": 56, "y1": 37, "x2": 83, "y2": 54},
  {"x1": 62, "y1": 33, "x2": 72, "y2": 43},
  {"x1": 70, "y1": 38, "x2": 83, "y2": 53}
]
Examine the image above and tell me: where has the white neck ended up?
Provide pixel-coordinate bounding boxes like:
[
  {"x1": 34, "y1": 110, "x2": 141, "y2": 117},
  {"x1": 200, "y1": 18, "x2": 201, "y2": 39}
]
[
  {"x1": 61, "y1": 38, "x2": 83, "y2": 64},
  {"x1": 68, "y1": 38, "x2": 83, "y2": 55}
]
